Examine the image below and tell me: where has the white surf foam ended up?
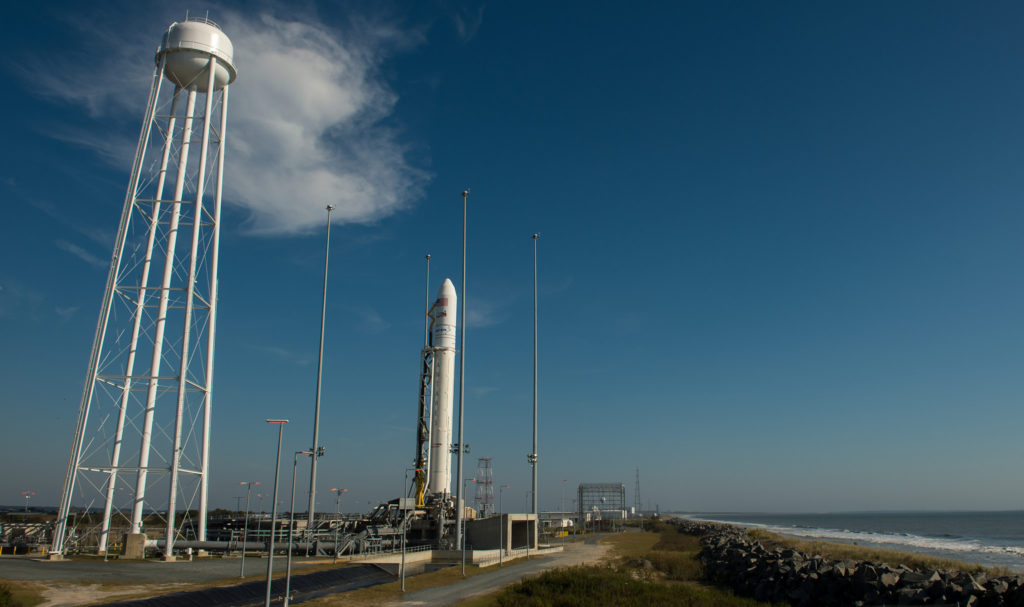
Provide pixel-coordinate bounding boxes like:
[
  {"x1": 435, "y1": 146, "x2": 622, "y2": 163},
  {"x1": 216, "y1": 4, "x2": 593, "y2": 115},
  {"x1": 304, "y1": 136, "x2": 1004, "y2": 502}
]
[{"x1": 687, "y1": 515, "x2": 1024, "y2": 561}]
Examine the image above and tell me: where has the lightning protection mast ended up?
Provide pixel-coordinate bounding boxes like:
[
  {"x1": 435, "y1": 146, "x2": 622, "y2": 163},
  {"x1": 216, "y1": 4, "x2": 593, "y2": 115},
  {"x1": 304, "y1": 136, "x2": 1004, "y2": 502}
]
[{"x1": 51, "y1": 17, "x2": 236, "y2": 559}]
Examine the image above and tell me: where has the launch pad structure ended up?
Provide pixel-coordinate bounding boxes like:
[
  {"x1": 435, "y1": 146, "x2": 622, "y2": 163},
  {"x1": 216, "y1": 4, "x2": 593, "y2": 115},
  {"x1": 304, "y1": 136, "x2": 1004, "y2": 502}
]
[{"x1": 45, "y1": 15, "x2": 539, "y2": 563}]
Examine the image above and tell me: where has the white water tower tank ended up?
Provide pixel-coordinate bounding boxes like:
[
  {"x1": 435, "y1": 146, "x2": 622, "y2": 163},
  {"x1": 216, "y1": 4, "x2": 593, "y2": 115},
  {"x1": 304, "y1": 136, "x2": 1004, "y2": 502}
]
[{"x1": 157, "y1": 18, "x2": 236, "y2": 92}]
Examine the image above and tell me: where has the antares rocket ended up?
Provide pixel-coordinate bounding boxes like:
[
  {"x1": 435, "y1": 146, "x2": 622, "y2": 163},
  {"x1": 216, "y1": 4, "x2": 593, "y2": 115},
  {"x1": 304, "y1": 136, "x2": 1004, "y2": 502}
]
[
  {"x1": 414, "y1": 278, "x2": 458, "y2": 506},
  {"x1": 428, "y1": 279, "x2": 457, "y2": 495}
]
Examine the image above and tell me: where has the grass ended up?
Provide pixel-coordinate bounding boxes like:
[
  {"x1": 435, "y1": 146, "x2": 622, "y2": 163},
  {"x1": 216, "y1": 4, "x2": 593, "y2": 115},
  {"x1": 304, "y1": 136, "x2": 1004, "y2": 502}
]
[
  {"x1": 463, "y1": 527, "x2": 783, "y2": 607},
  {"x1": 0, "y1": 581, "x2": 44, "y2": 607},
  {"x1": 604, "y1": 530, "x2": 661, "y2": 559},
  {"x1": 746, "y1": 529, "x2": 1011, "y2": 575},
  {"x1": 490, "y1": 566, "x2": 773, "y2": 607}
]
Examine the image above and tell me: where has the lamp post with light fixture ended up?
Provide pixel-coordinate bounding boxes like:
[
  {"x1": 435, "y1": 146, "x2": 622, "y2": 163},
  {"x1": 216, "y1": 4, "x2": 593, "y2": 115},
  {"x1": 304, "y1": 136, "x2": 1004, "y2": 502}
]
[
  {"x1": 239, "y1": 481, "x2": 259, "y2": 577},
  {"x1": 499, "y1": 484, "x2": 510, "y2": 567},
  {"x1": 285, "y1": 450, "x2": 312, "y2": 606},
  {"x1": 330, "y1": 487, "x2": 347, "y2": 563},
  {"x1": 264, "y1": 419, "x2": 288, "y2": 607}
]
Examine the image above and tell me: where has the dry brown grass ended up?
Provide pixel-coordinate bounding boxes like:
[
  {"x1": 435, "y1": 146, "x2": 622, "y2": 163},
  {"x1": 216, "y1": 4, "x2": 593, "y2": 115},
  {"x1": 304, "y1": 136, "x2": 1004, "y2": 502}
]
[
  {"x1": 0, "y1": 580, "x2": 45, "y2": 607},
  {"x1": 601, "y1": 531, "x2": 661, "y2": 560}
]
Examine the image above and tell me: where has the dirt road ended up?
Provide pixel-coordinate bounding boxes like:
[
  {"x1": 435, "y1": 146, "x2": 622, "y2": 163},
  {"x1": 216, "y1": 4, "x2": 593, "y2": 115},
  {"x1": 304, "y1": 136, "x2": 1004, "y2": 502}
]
[{"x1": 388, "y1": 537, "x2": 609, "y2": 606}]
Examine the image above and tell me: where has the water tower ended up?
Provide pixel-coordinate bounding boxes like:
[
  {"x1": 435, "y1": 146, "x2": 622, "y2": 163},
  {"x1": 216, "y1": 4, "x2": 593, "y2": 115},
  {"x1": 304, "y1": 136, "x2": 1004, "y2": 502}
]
[{"x1": 51, "y1": 17, "x2": 236, "y2": 559}]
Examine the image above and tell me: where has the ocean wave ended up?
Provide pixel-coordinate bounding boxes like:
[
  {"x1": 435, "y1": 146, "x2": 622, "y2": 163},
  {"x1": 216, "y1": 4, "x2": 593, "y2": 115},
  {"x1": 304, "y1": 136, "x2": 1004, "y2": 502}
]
[{"x1": 687, "y1": 516, "x2": 1024, "y2": 560}]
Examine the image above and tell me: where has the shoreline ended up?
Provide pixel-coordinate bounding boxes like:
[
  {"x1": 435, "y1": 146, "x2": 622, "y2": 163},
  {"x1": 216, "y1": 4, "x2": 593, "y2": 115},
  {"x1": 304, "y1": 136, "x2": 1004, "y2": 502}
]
[{"x1": 679, "y1": 512, "x2": 1024, "y2": 573}]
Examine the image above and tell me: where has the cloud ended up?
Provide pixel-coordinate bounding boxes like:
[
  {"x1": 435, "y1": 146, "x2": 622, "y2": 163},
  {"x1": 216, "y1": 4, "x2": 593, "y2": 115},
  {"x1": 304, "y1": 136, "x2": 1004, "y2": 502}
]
[
  {"x1": 471, "y1": 385, "x2": 499, "y2": 398},
  {"x1": 451, "y1": 4, "x2": 486, "y2": 42},
  {"x1": 0, "y1": 281, "x2": 44, "y2": 320},
  {"x1": 222, "y1": 12, "x2": 429, "y2": 234},
  {"x1": 55, "y1": 306, "x2": 80, "y2": 321},
  {"x1": 24, "y1": 6, "x2": 430, "y2": 236},
  {"x1": 467, "y1": 296, "x2": 505, "y2": 328},
  {"x1": 250, "y1": 344, "x2": 312, "y2": 366},
  {"x1": 32, "y1": 200, "x2": 114, "y2": 246},
  {"x1": 347, "y1": 305, "x2": 392, "y2": 334},
  {"x1": 55, "y1": 240, "x2": 107, "y2": 268}
]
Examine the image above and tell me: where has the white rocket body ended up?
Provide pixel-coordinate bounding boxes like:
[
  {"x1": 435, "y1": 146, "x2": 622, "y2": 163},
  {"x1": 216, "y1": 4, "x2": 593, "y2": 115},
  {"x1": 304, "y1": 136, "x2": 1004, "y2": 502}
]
[{"x1": 429, "y1": 279, "x2": 457, "y2": 496}]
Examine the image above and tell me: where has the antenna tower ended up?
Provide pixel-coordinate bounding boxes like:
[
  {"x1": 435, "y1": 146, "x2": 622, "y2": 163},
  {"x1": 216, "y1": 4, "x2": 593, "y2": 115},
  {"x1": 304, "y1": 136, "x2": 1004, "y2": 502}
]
[
  {"x1": 475, "y1": 458, "x2": 494, "y2": 517},
  {"x1": 51, "y1": 17, "x2": 236, "y2": 558}
]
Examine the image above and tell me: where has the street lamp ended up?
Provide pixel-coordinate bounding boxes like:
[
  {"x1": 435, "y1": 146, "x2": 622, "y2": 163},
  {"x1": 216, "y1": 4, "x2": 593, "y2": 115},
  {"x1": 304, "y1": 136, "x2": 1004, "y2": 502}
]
[
  {"x1": 530, "y1": 233, "x2": 539, "y2": 519},
  {"x1": 401, "y1": 468, "x2": 418, "y2": 592},
  {"x1": 240, "y1": 481, "x2": 259, "y2": 578},
  {"x1": 308, "y1": 204, "x2": 335, "y2": 531},
  {"x1": 561, "y1": 479, "x2": 567, "y2": 545},
  {"x1": 264, "y1": 419, "x2": 288, "y2": 607},
  {"x1": 498, "y1": 484, "x2": 510, "y2": 567},
  {"x1": 524, "y1": 489, "x2": 532, "y2": 560},
  {"x1": 330, "y1": 487, "x2": 347, "y2": 563},
  {"x1": 455, "y1": 188, "x2": 470, "y2": 552},
  {"x1": 285, "y1": 450, "x2": 313, "y2": 607},
  {"x1": 461, "y1": 476, "x2": 476, "y2": 576}
]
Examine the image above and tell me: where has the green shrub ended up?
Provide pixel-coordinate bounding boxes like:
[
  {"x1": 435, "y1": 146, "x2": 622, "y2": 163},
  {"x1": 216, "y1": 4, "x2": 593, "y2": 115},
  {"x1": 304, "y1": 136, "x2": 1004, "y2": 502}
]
[
  {"x1": 492, "y1": 566, "x2": 774, "y2": 607},
  {"x1": 647, "y1": 550, "x2": 703, "y2": 580},
  {"x1": 652, "y1": 530, "x2": 701, "y2": 553},
  {"x1": 0, "y1": 583, "x2": 23, "y2": 607}
]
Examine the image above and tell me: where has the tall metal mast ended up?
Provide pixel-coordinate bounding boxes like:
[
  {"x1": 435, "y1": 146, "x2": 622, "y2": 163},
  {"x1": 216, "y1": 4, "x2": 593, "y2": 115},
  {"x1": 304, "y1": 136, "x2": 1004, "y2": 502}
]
[
  {"x1": 308, "y1": 204, "x2": 335, "y2": 529},
  {"x1": 530, "y1": 233, "x2": 539, "y2": 516}
]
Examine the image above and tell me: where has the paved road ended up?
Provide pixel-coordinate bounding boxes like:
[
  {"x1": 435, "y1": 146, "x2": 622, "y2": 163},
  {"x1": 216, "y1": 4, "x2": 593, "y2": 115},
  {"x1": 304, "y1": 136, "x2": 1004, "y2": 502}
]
[
  {"x1": 0, "y1": 555, "x2": 320, "y2": 583},
  {"x1": 388, "y1": 537, "x2": 609, "y2": 606}
]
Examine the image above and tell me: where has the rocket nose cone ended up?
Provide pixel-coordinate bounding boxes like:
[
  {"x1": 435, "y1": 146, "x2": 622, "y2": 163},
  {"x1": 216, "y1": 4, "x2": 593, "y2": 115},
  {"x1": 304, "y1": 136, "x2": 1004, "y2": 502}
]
[{"x1": 438, "y1": 278, "x2": 456, "y2": 299}]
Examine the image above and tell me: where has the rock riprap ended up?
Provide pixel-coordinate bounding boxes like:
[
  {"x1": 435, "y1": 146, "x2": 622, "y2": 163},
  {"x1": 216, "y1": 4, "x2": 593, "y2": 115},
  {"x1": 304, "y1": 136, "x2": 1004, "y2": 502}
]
[{"x1": 669, "y1": 519, "x2": 1024, "y2": 606}]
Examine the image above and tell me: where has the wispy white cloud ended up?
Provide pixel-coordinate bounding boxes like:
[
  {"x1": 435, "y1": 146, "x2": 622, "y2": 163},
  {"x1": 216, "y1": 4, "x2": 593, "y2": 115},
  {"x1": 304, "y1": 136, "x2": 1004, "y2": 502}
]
[
  {"x1": 451, "y1": 3, "x2": 486, "y2": 42},
  {"x1": 0, "y1": 281, "x2": 44, "y2": 320},
  {"x1": 55, "y1": 240, "x2": 107, "y2": 268},
  {"x1": 467, "y1": 296, "x2": 505, "y2": 328},
  {"x1": 347, "y1": 305, "x2": 392, "y2": 334},
  {"x1": 55, "y1": 305, "x2": 80, "y2": 321},
  {"x1": 471, "y1": 385, "x2": 499, "y2": 398},
  {"x1": 24, "y1": 5, "x2": 430, "y2": 236},
  {"x1": 251, "y1": 344, "x2": 312, "y2": 366},
  {"x1": 32, "y1": 200, "x2": 114, "y2": 246}
]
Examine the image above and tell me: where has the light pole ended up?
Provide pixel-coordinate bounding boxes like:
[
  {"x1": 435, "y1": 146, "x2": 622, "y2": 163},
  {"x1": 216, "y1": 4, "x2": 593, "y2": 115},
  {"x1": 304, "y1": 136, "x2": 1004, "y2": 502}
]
[
  {"x1": 285, "y1": 450, "x2": 312, "y2": 607},
  {"x1": 524, "y1": 490, "x2": 532, "y2": 560},
  {"x1": 561, "y1": 479, "x2": 567, "y2": 545},
  {"x1": 572, "y1": 498, "x2": 577, "y2": 535},
  {"x1": 455, "y1": 189, "x2": 469, "y2": 552},
  {"x1": 498, "y1": 484, "x2": 510, "y2": 567},
  {"x1": 529, "y1": 233, "x2": 539, "y2": 519},
  {"x1": 423, "y1": 254, "x2": 431, "y2": 345},
  {"x1": 264, "y1": 419, "x2": 288, "y2": 607},
  {"x1": 330, "y1": 487, "x2": 347, "y2": 563},
  {"x1": 308, "y1": 204, "x2": 334, "y2": 531},
  {"x1": 240, "y1": 481, "x2": 259, "y2": 578},
  {"x1": 461, "y1": 476, "x2": 476, "y2": 576},
  {"x1": 401, "y1": 468, "x2": 418, "y2": 592}
]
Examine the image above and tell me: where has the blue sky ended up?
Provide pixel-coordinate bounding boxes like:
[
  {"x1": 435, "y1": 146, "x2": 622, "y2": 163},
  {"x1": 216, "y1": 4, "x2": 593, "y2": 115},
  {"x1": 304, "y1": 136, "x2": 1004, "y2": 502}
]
[{"x1": 3, "y1": 0, "x2": 1024, "y2": 515}]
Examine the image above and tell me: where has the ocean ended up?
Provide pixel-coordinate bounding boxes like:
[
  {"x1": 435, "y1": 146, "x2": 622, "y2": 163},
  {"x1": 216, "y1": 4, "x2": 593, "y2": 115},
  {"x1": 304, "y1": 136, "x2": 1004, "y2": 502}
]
[{"x1": 687, "y1": 511, "x2": 1024, "y2": 572}]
